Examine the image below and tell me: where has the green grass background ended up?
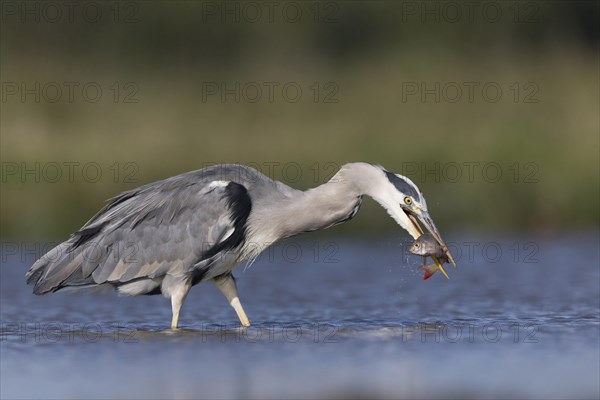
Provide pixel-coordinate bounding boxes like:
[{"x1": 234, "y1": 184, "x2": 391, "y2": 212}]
[{"x1": 1, "y1": 1, "x2": 598, "y2": 240}]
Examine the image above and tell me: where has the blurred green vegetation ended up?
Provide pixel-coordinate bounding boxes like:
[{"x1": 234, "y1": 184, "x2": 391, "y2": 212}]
[{"x1": 1, "y1": 1, "x2": 598, "y2": 240}]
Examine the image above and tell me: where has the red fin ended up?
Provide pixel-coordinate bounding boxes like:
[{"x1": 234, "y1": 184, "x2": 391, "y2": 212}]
[
  {"x1": 420, "y1": 265, "x2": 437, "y2": 280},
  {"x1": 423, "y1": 270, "x2": 434, "y2": 280}
]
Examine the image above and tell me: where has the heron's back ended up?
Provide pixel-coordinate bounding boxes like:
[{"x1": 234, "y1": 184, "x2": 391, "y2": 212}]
[{"x1": 26, "y1": 164, "x2": 290, "y2": 296}]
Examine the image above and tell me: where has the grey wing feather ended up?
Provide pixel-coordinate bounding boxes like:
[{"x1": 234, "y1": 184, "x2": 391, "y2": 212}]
[{"x1": 27, "y1": 169, "x2": 249, "y2": 295}]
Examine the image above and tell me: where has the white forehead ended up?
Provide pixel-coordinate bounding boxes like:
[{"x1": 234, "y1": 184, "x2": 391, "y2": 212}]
[{"x1": 383, "y1": 170, "x2": 426, "y2": 205}]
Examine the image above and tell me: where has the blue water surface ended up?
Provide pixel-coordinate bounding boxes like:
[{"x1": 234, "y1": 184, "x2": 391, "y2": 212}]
[{"x1": 1, "y1": 232, "x2": 598, "y2": 399}]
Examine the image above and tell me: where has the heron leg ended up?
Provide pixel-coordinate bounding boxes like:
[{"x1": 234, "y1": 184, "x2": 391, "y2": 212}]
[
  {"x1": 213, "y1": 273, "x2": 251, "y2": 327},
  {"x1": 169, "y1": 283, "x2": 191, "y2": 330}
]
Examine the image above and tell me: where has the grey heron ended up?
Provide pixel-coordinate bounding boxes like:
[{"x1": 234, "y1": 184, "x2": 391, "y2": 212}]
[{"x1": 27, "y1": 163, "x2": 456, "y2": 329}]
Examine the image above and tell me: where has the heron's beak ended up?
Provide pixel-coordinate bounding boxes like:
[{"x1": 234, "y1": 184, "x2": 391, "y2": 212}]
[{"x1": 405, "y1": 209, "x2": 457, "y2": 278}]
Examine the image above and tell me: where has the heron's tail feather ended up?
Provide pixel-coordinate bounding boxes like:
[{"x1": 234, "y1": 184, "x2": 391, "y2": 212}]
[{"x1": 26, "y1": 240, "x2": 95, "y2": 294}]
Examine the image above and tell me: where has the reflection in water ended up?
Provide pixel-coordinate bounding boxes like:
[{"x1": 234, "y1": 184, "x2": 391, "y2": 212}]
[{"x1": 1, "y1": 234, "x2": 599, "y2": 399}]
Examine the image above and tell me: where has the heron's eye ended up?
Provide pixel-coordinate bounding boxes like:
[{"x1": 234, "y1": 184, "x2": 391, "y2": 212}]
[
  {"x1": 415, "y1": 243, "x2": 420, "y2": 248},
  {"x1": 404, "y1": 196, "x2": 413, "y2": 205}
]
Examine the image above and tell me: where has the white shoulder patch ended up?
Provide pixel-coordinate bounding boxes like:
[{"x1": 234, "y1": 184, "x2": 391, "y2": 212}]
[{"x1": 208, "y1": 180, "x2": 230, "y2": 189}]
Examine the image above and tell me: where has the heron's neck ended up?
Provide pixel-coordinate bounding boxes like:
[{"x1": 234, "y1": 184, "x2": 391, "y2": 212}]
[{"x1": 246, "y1": 163, "x2": 388, "y2": 250}]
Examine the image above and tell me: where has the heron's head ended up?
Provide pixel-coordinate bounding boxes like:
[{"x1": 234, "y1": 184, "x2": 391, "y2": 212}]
[{"x1": 372, "y1": 168, "x2": 457, "y2": 275}]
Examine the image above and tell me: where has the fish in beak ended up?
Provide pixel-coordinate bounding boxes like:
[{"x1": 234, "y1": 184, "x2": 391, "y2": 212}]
[
  {"x1": 404, "y1": 209, "x2": 456, "y2": 279},
  {"x1": 377, "y1": 167, "x2": 455, "y2": 279}
]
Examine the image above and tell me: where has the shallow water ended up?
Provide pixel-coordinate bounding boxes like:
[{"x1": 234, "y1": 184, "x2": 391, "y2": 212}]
[{"x1": 1, "y1": 233, "x2": 599, "y2": 399}]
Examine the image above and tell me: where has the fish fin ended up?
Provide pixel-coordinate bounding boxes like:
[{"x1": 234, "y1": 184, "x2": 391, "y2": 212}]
[{"x1": 419, "y1": 264, "x2": 436, "y2": 280}]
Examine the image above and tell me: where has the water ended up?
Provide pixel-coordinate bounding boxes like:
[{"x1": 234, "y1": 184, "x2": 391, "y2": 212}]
[{"x1": 1, "y1": 233, "x2": 599, "y2": 399}]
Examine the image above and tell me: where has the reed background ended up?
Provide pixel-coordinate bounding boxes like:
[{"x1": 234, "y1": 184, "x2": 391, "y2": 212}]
[{"x1": 1, "y1": 1, "x2": 598, "y2": 240}]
